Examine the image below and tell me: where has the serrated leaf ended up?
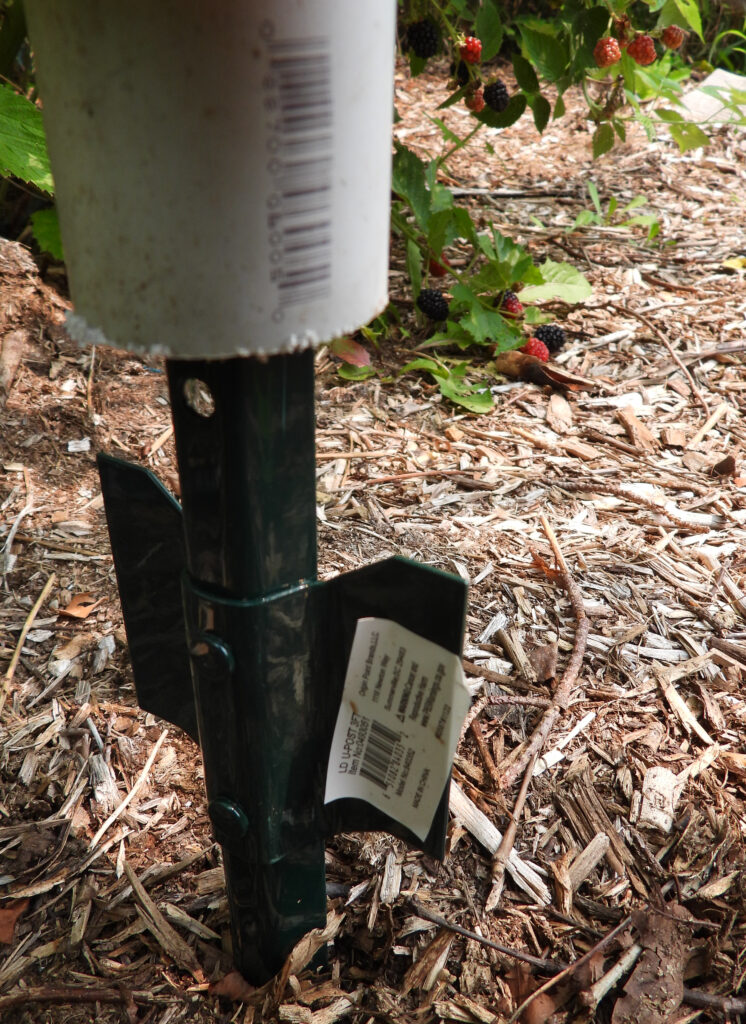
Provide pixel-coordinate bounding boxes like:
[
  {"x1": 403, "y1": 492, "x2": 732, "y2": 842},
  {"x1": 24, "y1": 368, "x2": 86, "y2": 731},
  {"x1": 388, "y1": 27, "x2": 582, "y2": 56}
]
[
  {"x1": 427, "y1": 209, "x2": 455, "y2": 259},
  {"x1": 475, "y1": 0, "x2": 503, "y2": 61},
  {"x1": 475, "y1": 93, "x2": 527, "y2": 129},
  {"x1": 572, "y1": 6, "x2": 612, "y2": 68},
  {"x1": 613, "y1": 118, "x2": 626, "y2": 141},
  {"x1": 438, "y1": 372, "x2": 494, "y2": 413},
  {"x1": 518, "y1": 260, "x2": 592, "y2": 304},
  {"x1": 450, "y1": 207, "x2": 478, "y2": 247},
  {"x1": 338, "y1": 363, "x2": 377, "y2": 381},
  {"x1": 0, "y1": 84, "x2": 53, "y2": 192},
  {"x1": 392, "y1": 143, "x2": 430, "y2": 231},
  {"x1": 453, "y1": 297, "x2": 518, "y2": 347},
  {"x1": 592, "y1": 122, "x2": 615, "y2": 158},
  {"x1": 529, "y1": 94, "x2": 551, "y2": 133},
  {"x1": 668, "y1": 121, "x2": 710, "y2": 151},
  {"x1": 512, "y1": 53, "x2": 540, "y2": 94},
  {"x1": 518, "y1": 21, "x2": 570, "y2": 82},
  {"x1": 673, "y1": 0, "x2": 703, "y2": 37},
  {"x1": 30, "y1": 207, "x2": 63, "y2": 260}
]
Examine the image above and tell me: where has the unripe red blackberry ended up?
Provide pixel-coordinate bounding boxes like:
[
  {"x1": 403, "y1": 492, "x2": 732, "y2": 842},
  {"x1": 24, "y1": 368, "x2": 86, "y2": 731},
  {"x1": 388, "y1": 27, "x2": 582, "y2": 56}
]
[
  {"x1": 465, "y1": 87, "x2": 485, "y2": 113},
  {"x1": 500, "y1": 291, "x2": 524, "y2": 317},
  {"x1": 533, "y1": 324, "x2": 565, "y2": 353},
  {"x1": 459, "y1": 36, "x2": 482, "y2": 64},
  {"x1": 662, "y1": 24, "x2": 686, "y2": 49},
  {"x1": 593, "y1": 37, "x2": 622, "y2": 68},
  {"x1": 523, "y1": 337, "x2": 549, "y2": 362},
  {"x1": 627, "y1": 34, "x2": 657, "y2": 65},
  {"x1": 417, "y1": 288, "x2": 449, "y2": 321},
  {"x1": 407, "y1": 19, "x2": 440, "y2": 60},
  {"x1": 484, "y1": 79, "x2": 509, "y2": 112}
]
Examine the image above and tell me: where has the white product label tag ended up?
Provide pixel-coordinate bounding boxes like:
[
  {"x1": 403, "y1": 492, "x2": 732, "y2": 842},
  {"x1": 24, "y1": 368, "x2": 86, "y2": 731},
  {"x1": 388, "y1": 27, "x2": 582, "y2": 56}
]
[{"x1": 324, "y1": 618, "x2": 471, "y2": 840}]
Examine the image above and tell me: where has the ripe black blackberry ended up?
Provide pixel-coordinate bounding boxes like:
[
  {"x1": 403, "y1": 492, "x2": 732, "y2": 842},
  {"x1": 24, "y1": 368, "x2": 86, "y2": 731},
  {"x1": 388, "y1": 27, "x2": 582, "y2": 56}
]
[
  {"x1": 407, "y1": 18, "x2": 440, "y2": 59},
  {"x1": 534, "y1": 324, "x2": 565, "y2": 352},
  {"x1": 484, "y1": 79, "x2": 509, "y2": 112},
  {"x1": 417, "y1": 288, "x2": 449, "y2": 321}
]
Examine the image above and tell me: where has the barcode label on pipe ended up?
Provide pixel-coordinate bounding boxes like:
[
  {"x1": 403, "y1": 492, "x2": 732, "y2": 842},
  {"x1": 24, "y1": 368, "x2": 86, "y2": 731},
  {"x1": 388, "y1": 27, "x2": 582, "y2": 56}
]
[
  {"x1": 264, "y1": 38, "x2": 333, "y2": 315},
  {"x1": 324, "y1": 619, "x2": 471, "y2": 840}
]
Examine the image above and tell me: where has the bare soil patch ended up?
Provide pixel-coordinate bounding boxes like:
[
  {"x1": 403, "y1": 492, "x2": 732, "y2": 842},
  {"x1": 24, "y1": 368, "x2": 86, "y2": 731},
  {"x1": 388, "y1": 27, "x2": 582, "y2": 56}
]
[{"x1": 2, "y1": 62, "x2": 746, "y2": 1023}]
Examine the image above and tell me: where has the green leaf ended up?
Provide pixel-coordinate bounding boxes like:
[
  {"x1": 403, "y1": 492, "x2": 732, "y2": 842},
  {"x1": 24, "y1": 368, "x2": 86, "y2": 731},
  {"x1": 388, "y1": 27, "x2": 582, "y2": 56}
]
[
  {"x1": 518, "y1": 21, "x2": 570, "y2": 82},
  {"x1": 408, "y1": 53, "x2": 427, "y2": 77},
  {"x1": 512, "y1": 53, "x2": 540, "y2": 94},
  {"x1": 553, "y1": 94, "x2": 566, "y2": 119},
  {"x1": 427, "y1": 115, "x2": 462, "y2": 145},
  {"x1": 338, "y1": 363, "x2": 377, "y2": 381},
  {"x1": 401, "y1": 357, "x2": 444, "y2": 376},
  {"x1": 30, "y1": 207, "x2": 63, "y2": 260},
  {"x1": 569, "y1": 209, "x2": 599, "y2": 230},
  {"x1": 0, "y1": 84, "x2": 53, "y2": 192},
  {"x1": 392, "y1": 143, "x2": 430, "y2": 231},
  {"x1": 518, "y1": 260, "x2": 592, "y2": 304},
  {"x1": 437, "y1": 86, "x2": 469, "y2": 111},
  {"x1": 673, "y1": 0, "x2": 703, "y2": 37},
  {"x1": 529, "y1": 94, "x2": 551, "y2": 133},
  {"x1": 406, "y1": 239, "x2": 422, "y2": 297},
  {"x1": 450, "y1": 207, "x2": 478, "y2": 247},
  {"x1": 572, "y1": 6, "x2": 613, "y2": 68},
  {"x1": 592, "y1": 122, "x2": 615, "y2": 158},
  {"x1": 475, "y1": 93, "x2": 527, "y2": 129},
  {"x1": 587, "y1": 180, "x2": 602, "y2": 215},
  {"x1": 438, "y1": 368, "x2": 494, "y2": 413},
  {"x1": 475, "y1": 0, "x2": 503, "y2": 61},
  {"x1": 613, "y1": 118, "x2": 626, "y2": 141},
  {"x1": 668, "y1": 121, "x2": 709, "y2": 151}
]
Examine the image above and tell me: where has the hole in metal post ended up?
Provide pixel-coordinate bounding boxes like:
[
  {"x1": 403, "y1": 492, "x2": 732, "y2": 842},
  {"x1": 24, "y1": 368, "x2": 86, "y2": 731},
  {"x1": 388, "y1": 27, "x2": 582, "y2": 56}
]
[{"x1": 183, "y1": 378, "x2": 215, "y2": 418}]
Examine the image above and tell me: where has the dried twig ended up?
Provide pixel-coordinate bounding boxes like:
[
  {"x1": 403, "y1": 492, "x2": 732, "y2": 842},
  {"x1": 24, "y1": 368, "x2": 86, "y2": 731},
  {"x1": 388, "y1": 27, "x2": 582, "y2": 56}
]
[
  {"x1": 507, "y1": 915, "x2": 633, "y2": 1024},
  {"x1": 501, "y1": 518, "x2": 589, "y2": 789},
  {"x1": 470, "y1": 718, "x2": 501, "y2": 791},
  {"x1": 409, "y1": 899, "x2": 566, "y2": 974},
  {"x1": 89, "y1": 728, "x2": 169, "y2": 849},
  {"x1": 486, "y1": 752, "x2": 539, "y2": 912},
  {"x1": 609, "y1": 301, "x2": 709, "y2": 414},
  {"x1": 0, "y1": 986, "x2": 137, "y2": 1014},
  {"x1": 556, "y1": 478, "x2": 711, "y2": 534},
  {"x1": 0, "y1": 571, "x2": 56, "y2": 715}
]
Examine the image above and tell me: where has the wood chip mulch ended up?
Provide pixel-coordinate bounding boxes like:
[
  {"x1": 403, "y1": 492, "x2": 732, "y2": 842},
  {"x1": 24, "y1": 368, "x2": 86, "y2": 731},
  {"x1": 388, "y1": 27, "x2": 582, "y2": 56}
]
[{"x1": 1, "y1": 62, "x2": 746, "y2": 1023}]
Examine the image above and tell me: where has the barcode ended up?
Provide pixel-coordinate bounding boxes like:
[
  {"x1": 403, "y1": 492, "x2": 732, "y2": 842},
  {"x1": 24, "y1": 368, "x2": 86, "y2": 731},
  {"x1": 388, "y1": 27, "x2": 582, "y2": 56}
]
[
  {"x1": 265, "y1": 38, "x2": 333, "y2": 312},
  {"x1": 359, "y1": 720, "x2": 401, "y2": 790}
]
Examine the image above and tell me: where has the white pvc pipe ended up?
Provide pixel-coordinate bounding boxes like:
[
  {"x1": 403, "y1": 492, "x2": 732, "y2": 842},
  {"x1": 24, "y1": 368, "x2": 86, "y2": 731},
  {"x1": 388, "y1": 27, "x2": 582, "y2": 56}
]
[{"x1": 26, "y1": 1, "x2": 396, "y2": 358}]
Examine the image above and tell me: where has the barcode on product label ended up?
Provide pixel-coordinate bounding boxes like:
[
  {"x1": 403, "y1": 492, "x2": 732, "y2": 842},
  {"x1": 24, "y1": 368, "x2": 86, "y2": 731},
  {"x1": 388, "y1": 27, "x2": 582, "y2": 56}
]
[
  {"x1": 264, "y1": 38, "x2": 333, "y2": 313},
  {"x1": 325, "y1": 619, "x2": 472, "y2": 841},
  {"x1": 359, "y1": 720, "x2": 401, "y2": 789}
]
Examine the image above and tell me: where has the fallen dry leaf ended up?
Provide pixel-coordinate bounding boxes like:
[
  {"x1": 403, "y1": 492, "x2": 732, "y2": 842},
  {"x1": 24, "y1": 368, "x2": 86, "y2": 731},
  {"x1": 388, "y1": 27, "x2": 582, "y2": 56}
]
[
  {"x1": 711, "y1": 453, "x2": 736, "y2": 476},
  {"x1": 209, "y1": 970, "x2": 258, "y2": 1003},
  {"x1": 0, "y1": 898, "x2": 30, "y2": 944},
  {"x1": 58, "y1": 593, "x2": 105, "y2": 619},
  {"x1": 493, "y1": 351, "x2": 598, "y2": 390},
  {"x1": 529, "y1": 642, "x2": 558, "y2": 683}
]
